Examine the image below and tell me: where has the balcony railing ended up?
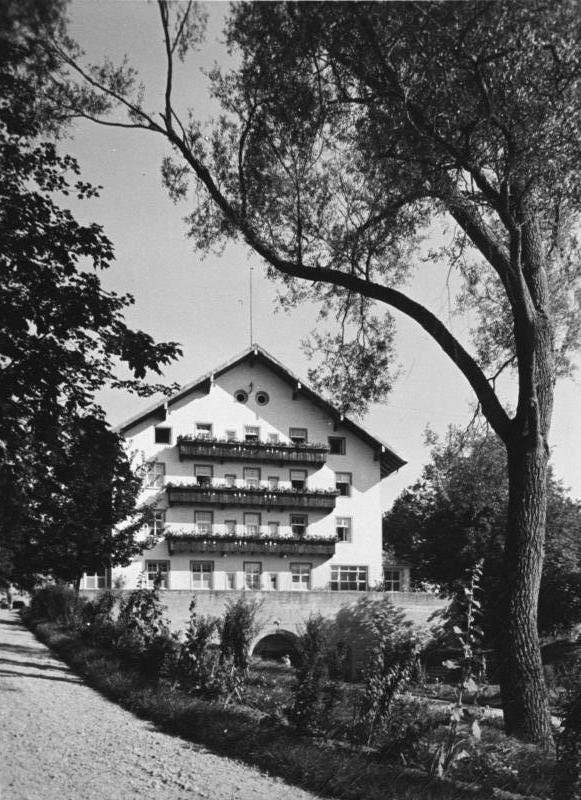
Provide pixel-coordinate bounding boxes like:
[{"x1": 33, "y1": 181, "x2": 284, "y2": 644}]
[
  {"x1": 166, "y1": 482, "x2": 338, "y2": 510},
  {"x1": 166, "y1": 530, "x2": 337, "y2": 556},
  {"x1": 177, "y1": 435, "x2": 329, "y2": 465}
]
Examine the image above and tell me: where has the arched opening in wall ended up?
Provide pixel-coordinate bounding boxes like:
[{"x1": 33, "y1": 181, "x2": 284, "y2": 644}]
[{"x1": 252, "y1": 632, "x2": 299, "y2": 666}]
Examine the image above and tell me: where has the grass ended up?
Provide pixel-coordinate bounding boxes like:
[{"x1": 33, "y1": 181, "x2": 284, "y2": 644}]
[{"x1": 27, "y1": 617, "x2": 551, "y2": 800}]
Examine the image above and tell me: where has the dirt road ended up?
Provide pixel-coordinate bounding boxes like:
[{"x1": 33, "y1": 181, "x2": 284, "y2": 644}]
[{"x1": 0, "y1": 610, "x2": 327, "y2": 800}]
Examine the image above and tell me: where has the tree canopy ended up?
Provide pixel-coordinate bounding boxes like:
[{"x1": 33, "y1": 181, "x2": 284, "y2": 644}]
[
  {"x1": 0, "y1": 0, "x2": 181, "y2": 587},
  {"x1": 384, "y1": 427, "x2": 581, "y2": 641}
]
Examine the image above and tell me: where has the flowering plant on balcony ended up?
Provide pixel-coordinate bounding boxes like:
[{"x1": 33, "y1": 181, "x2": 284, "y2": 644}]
[
  {"x1": 164, "y1": 525, "x2": 338, "y2": 546},
  {"x1": 166, "y1": 480, "x2": 338, "y2": 497},
  {"x1": 177, "y1": 434, "x2": 328, "y2": 451}
]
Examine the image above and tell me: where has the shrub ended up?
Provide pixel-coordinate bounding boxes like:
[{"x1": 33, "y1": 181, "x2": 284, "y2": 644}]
[
  {"x1": 81, "y1": 589, "x2": 120, "y2": 647},
  {"x1": 220, "y1": 597, "x2": 262, "y2": 670},
  {"x1": 27, "y1": 584, "x2": 85, "y2": 627},
  {"x1": 332, "y1": 596, "x2": 422, "y2": 680},
  {"x1": 115, "y1": 582, "x2": 175, "y2": 677},
  {"x1": 171, "y1": 597, "x2": 224, "y2": 697},
  {"x1": 287, "y1": 613, "x2": 338, "y2": 734}
]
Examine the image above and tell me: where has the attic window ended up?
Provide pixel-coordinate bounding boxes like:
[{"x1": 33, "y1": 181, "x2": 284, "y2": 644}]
[
  {"x1": 289, "y1": 427, "x2": 308, "y2": 444},
  {"x1": 256, "y1": 391, "x2": 270, "y2": 406},
  {"x1": 235, "y1": 389, "x2": 248, "y2": 403},
  {"x1": 154, "y1": 427, "x2": 171, "y2": 444}
]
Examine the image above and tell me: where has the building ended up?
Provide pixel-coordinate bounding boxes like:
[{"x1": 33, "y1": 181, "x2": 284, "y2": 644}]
[{"x1": 83, "y1": 345, "x2": 410, "y2": 596}]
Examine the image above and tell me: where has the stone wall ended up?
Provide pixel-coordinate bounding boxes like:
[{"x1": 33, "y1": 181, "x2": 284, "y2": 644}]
[{"x1": 81, "y1": 588, "x2": 447, "y2": 648}]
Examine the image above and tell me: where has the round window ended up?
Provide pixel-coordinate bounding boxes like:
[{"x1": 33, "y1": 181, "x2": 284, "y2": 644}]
[
  {"x1": 235, "y1": 389, "x2": 248, "y2": 403},
  {"x1": 256, "y1": 391, "x2": 270, "y2": 406}
]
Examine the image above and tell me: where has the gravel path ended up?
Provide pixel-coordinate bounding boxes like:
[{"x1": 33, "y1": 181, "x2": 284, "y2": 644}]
[{"x1": 0, "y1": 610, "x2": 330, "y2": 800}]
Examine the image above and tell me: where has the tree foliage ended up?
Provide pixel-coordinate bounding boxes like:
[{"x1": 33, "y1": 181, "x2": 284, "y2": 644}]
[
  {"x1": 384, "y1": 426, "x2": 581, "y2": 640},
  {"x1": 0, "y1": 0, "x2": 181, "y2": 587}
]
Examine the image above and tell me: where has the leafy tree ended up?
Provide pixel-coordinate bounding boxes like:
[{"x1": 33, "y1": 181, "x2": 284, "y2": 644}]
[
  {"x1": 47, "y1": 0, "x2": 581, "y2": 743},
  {"x1": 0, "y1": 0, "x2": 181, "y2": 587},
  {"x1": 384, "y1": 427, "x2": 581, "y2": 642}
]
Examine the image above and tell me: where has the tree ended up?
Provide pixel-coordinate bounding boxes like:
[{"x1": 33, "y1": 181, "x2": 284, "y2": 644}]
[
  {"x1": 384, "y1": 426, "x2": 581, "y2": 642},
  {"x1": 0, "y1": 0, "x2": 181, "y2": 587},
  {"x1": 48, "y1": 1, "x2": 581, "y2": 744}
]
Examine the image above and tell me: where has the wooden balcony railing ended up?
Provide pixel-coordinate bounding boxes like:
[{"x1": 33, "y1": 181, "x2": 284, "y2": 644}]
[
  {"x1": 177, "y1": 435, "x2": 328, "y2": 465},
  {"x1": 166, "y1": 483, "x2": 338, "y2": 510},
  {"x1": 166, "y1": 531, "x2": 337, "y2": 556}
]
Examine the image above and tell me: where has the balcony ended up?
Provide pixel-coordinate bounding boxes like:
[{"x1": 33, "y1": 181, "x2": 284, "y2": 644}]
[
  {"x1": 166, "y1": 482, "x2": 338, "y2": 510},
  {"x1": 177, "y1": 435, "x2": 329, "y2": 466},
  {"x1": 166, "y1": 530, "x2": 337, "y2": 556}
]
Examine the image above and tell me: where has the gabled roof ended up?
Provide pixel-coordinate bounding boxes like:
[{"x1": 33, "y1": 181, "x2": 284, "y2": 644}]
[{"x1": 116, "y1": 344, "x2": 406, "y2": 478}]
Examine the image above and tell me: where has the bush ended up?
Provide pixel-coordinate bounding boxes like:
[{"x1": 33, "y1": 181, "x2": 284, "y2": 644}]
[
  {"x1": 287, "y1": 613, "x2": 338, "y2": 734},
  {"x1": 220, "y1": 597, "x2": 262, "y2": 670},
  {"x1": 27, "y1": 584, "x2": 85, "y2": 627},
  {"x1": 81, "y1": 589, "x2": 120, "y2": 648},
  {"x1": 115, "y1": 582, "x2": 176, "y2": 677}
]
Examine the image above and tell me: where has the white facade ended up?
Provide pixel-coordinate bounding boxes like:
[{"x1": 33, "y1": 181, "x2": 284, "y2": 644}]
[{"x1": 91, "y1": 347, "x2": 406, "y2": 594}]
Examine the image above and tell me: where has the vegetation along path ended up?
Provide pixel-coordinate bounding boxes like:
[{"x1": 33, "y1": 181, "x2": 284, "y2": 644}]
[{"x1": 0, "y1": 610, "x2": 330, "y2": 800}]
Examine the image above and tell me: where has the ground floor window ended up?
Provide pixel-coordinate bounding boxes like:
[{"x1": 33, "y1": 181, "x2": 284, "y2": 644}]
[
  {"x1": 145, "y1": 560, "x2": 170, "y2": 589},
  {"x1": 290, "y1": 562, "x2": 311, "y2": 591},
  {"x1": 330, "y1": 565, "x2": 368, "y2": 591},
  {"x1": 244, "y1": 561, "x2": 262, "y2": 590},
  {"x1": 191, "y1": 560, "x2": 213, "y2": 590},
  {"x1": 84, "y1": 572, "x2": 108, "y2": 590},
  {"x1": 225, "y1": 571, "x2": 236, "y2": 590},
  {"x1": 384, "y1": 569, "x2": 402, "y2": 592}
]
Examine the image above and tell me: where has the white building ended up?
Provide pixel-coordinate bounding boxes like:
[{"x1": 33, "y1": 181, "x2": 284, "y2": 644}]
[{"x1": 85, "y1": 345, "x2": 408, "y2": 594}]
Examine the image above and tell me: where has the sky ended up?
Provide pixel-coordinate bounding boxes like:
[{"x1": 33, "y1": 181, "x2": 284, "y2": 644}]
[{"x1": 62, "y1": 1, "x2": 581, "y2": 509}]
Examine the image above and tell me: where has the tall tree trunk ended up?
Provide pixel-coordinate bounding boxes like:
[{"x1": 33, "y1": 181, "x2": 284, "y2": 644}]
[{"x1": 499, "y1": 437, "x2": 553, "y2": 746}]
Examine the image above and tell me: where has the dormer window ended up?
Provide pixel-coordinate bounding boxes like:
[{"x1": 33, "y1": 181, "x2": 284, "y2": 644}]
[
  {"x1": 196, "y1": 423, "x2": 213, "y2": 440},
  {"x1": 289, "y1": 427, "x2": 308, "y2": 444}
]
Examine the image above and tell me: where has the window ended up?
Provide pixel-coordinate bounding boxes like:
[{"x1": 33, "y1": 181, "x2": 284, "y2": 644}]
[
  {"x1": 290, "y1": 469, "x2": 307, "y2": 490},
  {"x1": 145, "y1": 461, "x2": 165, "y2": 488},
  {"x1": 244, "y1": 561, "x2": 262, "y2": 590},
  {"x1": 191, "y1": 560, "x2": 213, "y2": 590},
  {"x1": 224, "y1": 473, "x2": 237, "y2": 487},
  {"x1": 290, "y1": 513, "x2": 307, "y2": 536},
  {"x1": 154, "y1": 426, "x2": 171, "y2": 444},
  {"x1": 335, "y1": 472, "x2": 352, "y2": 496},
  {"x1": 256, "y1": 391, "x2": 270, "y2": 406},
  {"x1": 268, "y1": 521, "x2": 280, "y2": 537},
  {"x1": 152, "y1": 509, "x2": 166, "y2": 535},
  {"x1": 195, "y1": 422, "x2": 213, "y2": 439},
  {"x1": 269, "y1": 574, "x2": 278, "y2": 590},
  {"x1": 328, "y1": 436, "x2": 346, "y2": 455},
  {"x1": 244, "y1": 425, "x2": 260, "y2": 442},
  {"x1": 225, "y1": 572, "x2": 236, "y2": 590},
  {"x1": 289, "y1": 427, "x2": 308, "y2": 444},
  {"x1": 244, "y1": 513, "x2": 261, "y2": 536},
  {"x1": 244, "y1": 467, "x2": 261, "y2": 487},
  {"x1": 235, "y1": 389, "x2": 248, "y2": 403},
  {"x1": 384, "y1": 569, "x2": 402, "y2": 592},
  {"x1": 195, "y1": 510, "x2": 213, "y2": 534},
  {"x1": 267, "y1": 432, "x2": 279, "y2": 444},
  {"x1": 146, "y1": 560, "x2": 169, "y2": 589},
  {"x1": 225, "y1": 519, "x2": 237, "y2": 535},
  {"x1": 195, "y1": 464, "x2": 213, "y2": 485},
  {"x1": 268, "y1": 475, "x2": 279, "y2": 490},
  {"x1": 330, "y1": 565, "x2": 368, "y2": 592},
  {"x1": 225, "y1": 429, "x2": 237, "y2": 442},
  {"x1": 290, "y1": 562, "x2": 311, "y2": 591},
  {"x1": 84, "y1": 572, "x2": 107, "y2": 590},
  {"x1": 336, "y1": 517, "x2": 352, "y2": 542}
]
